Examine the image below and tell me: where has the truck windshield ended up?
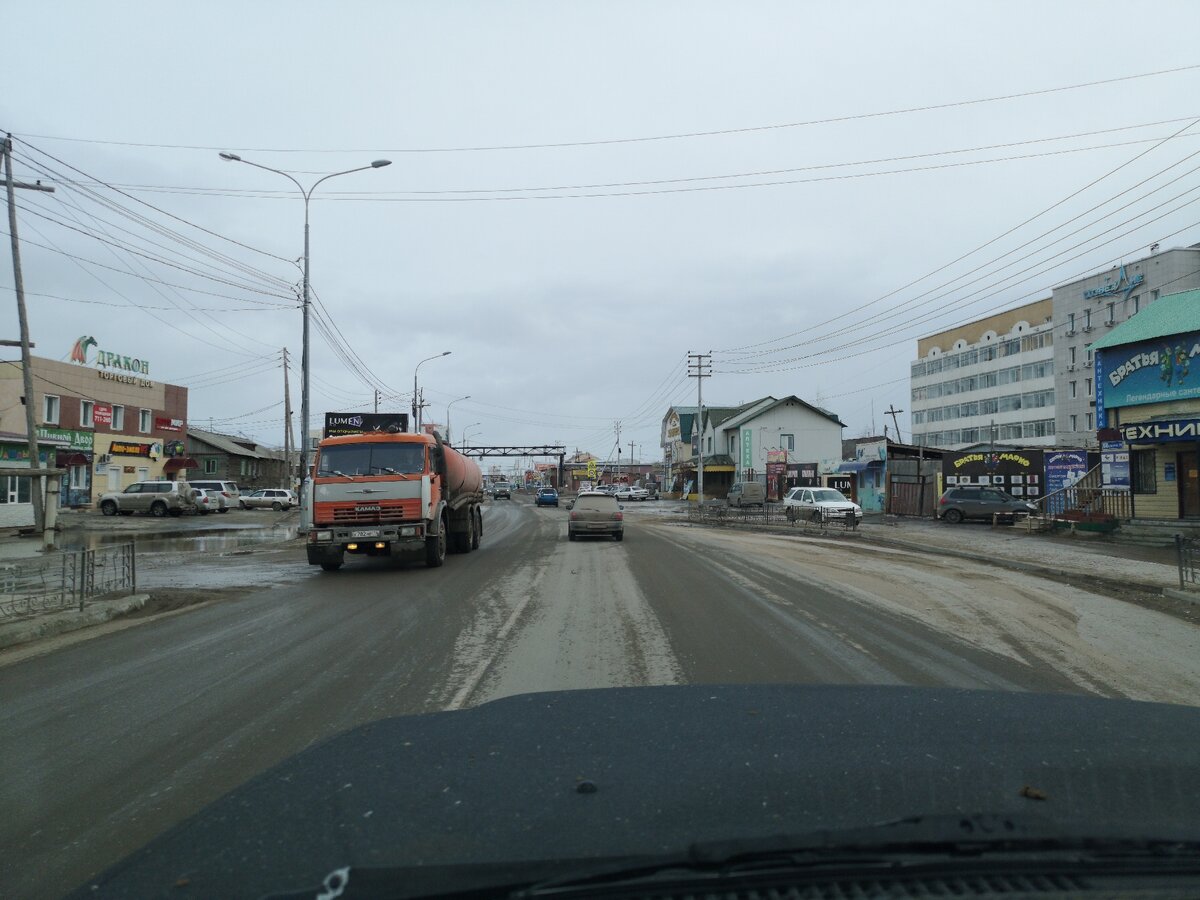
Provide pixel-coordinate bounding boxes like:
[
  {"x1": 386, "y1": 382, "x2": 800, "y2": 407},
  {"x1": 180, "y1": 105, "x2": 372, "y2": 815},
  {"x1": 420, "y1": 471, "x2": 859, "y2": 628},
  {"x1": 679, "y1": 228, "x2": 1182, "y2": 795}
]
[{"x1": 317, "y1": 443, "x2": 425, "y2": 476}]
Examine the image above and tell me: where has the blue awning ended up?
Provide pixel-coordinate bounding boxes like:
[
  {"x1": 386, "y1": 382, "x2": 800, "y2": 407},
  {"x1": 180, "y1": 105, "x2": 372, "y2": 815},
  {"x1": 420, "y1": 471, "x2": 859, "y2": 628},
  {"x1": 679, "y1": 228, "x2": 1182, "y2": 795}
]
[{"x1": 838, "y1": 459, "x2": 883, "y2": 473}]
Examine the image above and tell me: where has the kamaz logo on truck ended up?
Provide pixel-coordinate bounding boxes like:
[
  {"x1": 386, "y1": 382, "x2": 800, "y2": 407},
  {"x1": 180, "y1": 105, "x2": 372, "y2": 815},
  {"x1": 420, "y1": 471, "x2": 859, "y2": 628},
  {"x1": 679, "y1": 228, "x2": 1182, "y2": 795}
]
[{"x1": 355, "y1": 505, "x2": 381, "y2": 512}]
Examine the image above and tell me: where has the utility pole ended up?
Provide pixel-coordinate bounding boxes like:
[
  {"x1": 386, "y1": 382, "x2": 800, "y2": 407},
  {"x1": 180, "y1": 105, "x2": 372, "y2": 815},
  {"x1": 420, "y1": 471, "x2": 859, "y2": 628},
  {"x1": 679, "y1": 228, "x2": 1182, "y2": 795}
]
[
  {"x1": 885, "y1": 404, "x2": 903, "y2": 442},
  {"x1": 282, "y1": 348, "x2": 293, "y2": 488},
  {"x1": 614, "y1": 420, "x2": 621, "y2": 482},
  {"x1": 4, "y1": 134, "x2": 55, "y2": 534},
  {"x1": 374, "y1": 388, "x2": 380, "y2": 414},
  {"x1": 687, "y1": 352, "x2": 712, "y2": 503},
  {"x1": 629, "y1": 440, "x2": 635, "y2": 481}
]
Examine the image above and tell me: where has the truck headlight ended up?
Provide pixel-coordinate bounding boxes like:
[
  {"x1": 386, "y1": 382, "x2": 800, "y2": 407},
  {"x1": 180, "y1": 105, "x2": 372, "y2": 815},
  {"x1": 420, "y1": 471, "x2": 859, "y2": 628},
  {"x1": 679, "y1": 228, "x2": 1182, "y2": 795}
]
[
  {"x1": 308, "y1": 530, "x2": 333, "y2": 543},
  {"x1": 399, "y1": 526, "x2": 418, "y2": 537}
]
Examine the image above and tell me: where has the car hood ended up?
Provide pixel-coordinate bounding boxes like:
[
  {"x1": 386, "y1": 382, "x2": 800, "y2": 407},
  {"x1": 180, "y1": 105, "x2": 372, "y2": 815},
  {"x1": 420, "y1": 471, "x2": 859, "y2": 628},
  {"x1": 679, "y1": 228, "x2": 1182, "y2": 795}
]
[{"x1": 72, "y1": 685, "x2": 1200, "y2": 898}]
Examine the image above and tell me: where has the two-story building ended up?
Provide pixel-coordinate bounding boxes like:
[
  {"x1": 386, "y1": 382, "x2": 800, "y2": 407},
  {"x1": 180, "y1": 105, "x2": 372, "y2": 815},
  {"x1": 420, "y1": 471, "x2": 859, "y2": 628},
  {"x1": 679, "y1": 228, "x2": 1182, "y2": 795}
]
[{"x1": 0, "y1": 339, "x2": 189, "y2": 507}]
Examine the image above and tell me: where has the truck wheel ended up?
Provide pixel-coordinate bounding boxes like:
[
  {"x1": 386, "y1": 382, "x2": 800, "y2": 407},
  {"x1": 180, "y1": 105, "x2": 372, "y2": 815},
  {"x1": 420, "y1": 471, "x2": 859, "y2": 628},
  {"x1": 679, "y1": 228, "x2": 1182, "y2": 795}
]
[
  {"x1": 100, "y1": 500, "x2": 117, "y2": 516},
  {"x1": 471, "y1": 506, "x2": 482, "y2": 549},
  {"x1": 150, "y1": 501, "x2": 168, "y2": 518},
  {"x1": 320, "y1": 561, "x2": 342, "y2": 572},
  {"x1": 425, "y1": 515, "x2": 447, "y2": 568},
  {"x1": 463, "y1": 507, "x2": 476, "y2": 552}
]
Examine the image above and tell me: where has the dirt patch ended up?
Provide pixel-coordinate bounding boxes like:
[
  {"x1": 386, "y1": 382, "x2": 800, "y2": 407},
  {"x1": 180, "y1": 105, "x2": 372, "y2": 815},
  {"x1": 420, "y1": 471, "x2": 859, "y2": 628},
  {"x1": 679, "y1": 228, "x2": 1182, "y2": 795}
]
[{"x1": 122, "y1": 586, "x2": 255, "y2": 618}]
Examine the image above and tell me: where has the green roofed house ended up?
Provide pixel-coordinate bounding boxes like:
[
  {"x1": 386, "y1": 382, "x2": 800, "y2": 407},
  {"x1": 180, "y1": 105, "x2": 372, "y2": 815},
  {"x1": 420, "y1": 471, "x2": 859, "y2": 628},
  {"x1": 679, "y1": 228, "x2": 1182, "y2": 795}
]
[{"x1": 1091, "y1": 288, "x2": 1200, "y2": 521}]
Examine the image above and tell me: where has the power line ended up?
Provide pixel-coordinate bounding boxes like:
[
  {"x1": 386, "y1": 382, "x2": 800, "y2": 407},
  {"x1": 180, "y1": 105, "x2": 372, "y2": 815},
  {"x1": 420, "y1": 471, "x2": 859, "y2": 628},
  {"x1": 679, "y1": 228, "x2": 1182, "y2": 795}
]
[{"x1": 12, "y1": 63, "x2": 1199, "y2": 153}]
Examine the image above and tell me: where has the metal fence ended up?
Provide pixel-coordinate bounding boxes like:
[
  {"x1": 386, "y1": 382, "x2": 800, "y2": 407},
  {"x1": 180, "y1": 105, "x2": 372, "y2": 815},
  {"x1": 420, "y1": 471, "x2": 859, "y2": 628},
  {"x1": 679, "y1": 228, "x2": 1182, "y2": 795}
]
[
  {"x1": 1176, "y1": 534, "x2": 1200, "y2": 590},
  {"x1": 0, "y1": 542, "x2": 136, "y2": 620},
  {"x1": 687, "y1": 502, "x2": 860, "y2": 532}
]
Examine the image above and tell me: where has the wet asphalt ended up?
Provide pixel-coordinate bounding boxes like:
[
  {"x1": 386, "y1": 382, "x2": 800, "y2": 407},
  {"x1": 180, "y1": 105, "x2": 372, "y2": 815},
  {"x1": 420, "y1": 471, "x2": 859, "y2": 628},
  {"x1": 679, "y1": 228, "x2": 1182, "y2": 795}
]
[{"x1": 1, "y1": 496, "x2": 1196, "y2": 897}]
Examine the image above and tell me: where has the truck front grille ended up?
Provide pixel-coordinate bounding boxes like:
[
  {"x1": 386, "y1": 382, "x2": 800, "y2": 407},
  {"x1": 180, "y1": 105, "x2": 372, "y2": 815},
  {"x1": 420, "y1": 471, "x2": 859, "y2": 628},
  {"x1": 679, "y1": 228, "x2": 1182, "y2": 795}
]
[{"x1": 319, "y1": 499, "x2": 421, "y2": 524}]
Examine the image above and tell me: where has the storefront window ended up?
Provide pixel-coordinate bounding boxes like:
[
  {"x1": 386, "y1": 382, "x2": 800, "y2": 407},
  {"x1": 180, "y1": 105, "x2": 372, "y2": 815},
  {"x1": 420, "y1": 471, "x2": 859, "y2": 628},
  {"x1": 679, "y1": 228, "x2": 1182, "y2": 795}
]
[
  {"x1": 1132, "y1": 450, "x2": 1156, "y2": 494},
  {"x1": 112, "y1": 405, "x2": 125, "y2": 430}
]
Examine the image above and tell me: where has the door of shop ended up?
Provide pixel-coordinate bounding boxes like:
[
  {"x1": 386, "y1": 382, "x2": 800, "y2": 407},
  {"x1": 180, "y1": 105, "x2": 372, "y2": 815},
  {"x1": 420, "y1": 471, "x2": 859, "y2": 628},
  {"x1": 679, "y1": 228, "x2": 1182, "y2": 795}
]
[{"x1": 1178, "y1": 451, "x2": 1200, "y2": 518}]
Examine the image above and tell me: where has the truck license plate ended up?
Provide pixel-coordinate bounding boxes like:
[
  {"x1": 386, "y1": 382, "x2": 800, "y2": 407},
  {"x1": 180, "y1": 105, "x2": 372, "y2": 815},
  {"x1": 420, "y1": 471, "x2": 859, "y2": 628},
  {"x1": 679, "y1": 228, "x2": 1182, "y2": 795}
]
[{"x1": 350, "y1": 529, "x2": 381, "y2": 538}]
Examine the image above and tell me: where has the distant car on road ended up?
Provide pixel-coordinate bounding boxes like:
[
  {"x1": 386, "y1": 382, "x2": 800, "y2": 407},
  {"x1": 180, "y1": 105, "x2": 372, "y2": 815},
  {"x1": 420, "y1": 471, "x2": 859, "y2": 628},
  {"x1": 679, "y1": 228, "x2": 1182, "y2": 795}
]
[
  {"x1": 937, "y1": 486, "x2": 1037, "y2": 523},
  {"x1": 535, "y1": 486, "x2": 559, "y2": 507},
  {"x1": 241, "y1": 489, "x2": 296, "y2": 510},
  {"x1": 491, "y1": 482, "x2": 512, "y2": 499},
  {"x1": 98, "y1": 481, "x2": 193, "y2": 518},
  {"x1": 783, "y1": 486, "x2": 863, "y2": 527},
  {"x1": 727, "y1": 481, "x2": 767, "y2": 508},
  {"x1": 568, "y1": 491, "x2": 624, "y2": 541}
]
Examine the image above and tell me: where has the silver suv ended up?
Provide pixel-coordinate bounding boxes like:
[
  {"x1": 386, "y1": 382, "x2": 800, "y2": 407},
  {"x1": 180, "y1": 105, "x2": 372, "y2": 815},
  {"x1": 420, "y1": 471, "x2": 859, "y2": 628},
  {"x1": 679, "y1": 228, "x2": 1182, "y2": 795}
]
[{"x1": 98, "y1": 481, "x2": 194, "y2": 517}]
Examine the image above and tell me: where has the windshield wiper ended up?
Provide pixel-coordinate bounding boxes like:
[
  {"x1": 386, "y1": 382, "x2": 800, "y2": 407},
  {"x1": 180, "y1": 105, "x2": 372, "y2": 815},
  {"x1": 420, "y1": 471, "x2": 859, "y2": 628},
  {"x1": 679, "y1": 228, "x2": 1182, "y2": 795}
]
[{"x1": 369, "y1": 466, "x2": 401, "y2": 475}]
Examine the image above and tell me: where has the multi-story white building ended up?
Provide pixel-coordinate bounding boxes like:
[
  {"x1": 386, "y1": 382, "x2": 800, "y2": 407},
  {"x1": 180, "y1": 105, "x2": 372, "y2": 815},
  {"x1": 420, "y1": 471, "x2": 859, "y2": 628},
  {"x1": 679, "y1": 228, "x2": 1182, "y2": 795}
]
[
  {"x1": 910, "y1": 298, "x2": 1056, "y2": 449},
  {"x1": 1053, "y1": 244, "x2": 1200, "y2": 447}
]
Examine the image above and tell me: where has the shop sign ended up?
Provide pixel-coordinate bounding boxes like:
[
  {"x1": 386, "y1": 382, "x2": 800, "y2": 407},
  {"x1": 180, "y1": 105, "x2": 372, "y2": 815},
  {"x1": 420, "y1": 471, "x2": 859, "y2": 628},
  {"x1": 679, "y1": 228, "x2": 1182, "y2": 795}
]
[
  {"x1": 110, "y1": 440, "x2": 154, "y2": 457},
  {"x1": 69, "y1": 335, "x2": 151, "y2": 375},
  {"x1": 155, "y1": 417, "x2": 183, "y2": 432},
  {"x1": 36, "y1": 426, "x2": 93, "y2": 451},
  {"x1": 93, "y1": 404, "x2": 113, "y2": 426},
  {"x1": 322, "y1": 412, "x2": 410, "y2": 438},
  {"x1": 1120, "y1": 418, "x2": 1200, "y2": 443},
  {"x1": 1096, "y1": 332, "x2": 1200, "y2": 414},
  {"x1": 1102, "y1": 449, "x2": 1130, "y2": 489},
  {"x1": 165, "y1": 440, "x2": 186, "y2": 458},
  {"x1": 1044, "y1": 450, "x2": 1089, "y2": 514},
  {"x1": 767, "y1": 449, "x2": 788, "y2": 464},
  {"x1": 1083, "y1": 264, "x2": 1143, "y2": 300},
  {"x1": 741, "y1": 429, "x2": 753, "y2": 468}
]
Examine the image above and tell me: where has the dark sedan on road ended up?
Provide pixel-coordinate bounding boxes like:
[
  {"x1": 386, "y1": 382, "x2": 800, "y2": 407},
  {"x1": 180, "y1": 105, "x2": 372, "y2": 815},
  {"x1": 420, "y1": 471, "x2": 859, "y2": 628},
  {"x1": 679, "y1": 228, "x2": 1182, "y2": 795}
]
[{"x1": 535, "y1": 486, "x2": 559, "y2": 507}]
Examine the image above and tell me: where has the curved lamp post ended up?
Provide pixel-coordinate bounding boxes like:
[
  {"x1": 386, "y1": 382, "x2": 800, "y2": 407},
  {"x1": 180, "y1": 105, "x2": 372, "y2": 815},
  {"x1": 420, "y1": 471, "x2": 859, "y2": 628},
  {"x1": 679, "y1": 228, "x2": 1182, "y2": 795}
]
[
  {"x1": 413, "y1": 351, "x2": 451, "y2": 431},
  {"x1": 445, "y1": 395, "x2": 471, "y2": 444},
  {"x1": 218, "y1": 152, "x2": 391, "y2": 491}
]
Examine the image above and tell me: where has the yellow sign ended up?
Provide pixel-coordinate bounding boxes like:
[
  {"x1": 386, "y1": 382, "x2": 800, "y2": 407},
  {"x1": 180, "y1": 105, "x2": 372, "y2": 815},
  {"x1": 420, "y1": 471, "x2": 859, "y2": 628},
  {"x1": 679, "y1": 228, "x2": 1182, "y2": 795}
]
[{"x1": 586, "y1": 460, "x2": 597, "y2": 478}]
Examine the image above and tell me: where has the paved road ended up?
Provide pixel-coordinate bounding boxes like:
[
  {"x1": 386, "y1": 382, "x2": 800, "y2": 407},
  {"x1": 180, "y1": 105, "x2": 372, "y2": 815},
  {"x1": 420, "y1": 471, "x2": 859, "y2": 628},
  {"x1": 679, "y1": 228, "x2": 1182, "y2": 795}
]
[{"x1": 3, "y1": 497, "x2": 1199, "y2": 897}]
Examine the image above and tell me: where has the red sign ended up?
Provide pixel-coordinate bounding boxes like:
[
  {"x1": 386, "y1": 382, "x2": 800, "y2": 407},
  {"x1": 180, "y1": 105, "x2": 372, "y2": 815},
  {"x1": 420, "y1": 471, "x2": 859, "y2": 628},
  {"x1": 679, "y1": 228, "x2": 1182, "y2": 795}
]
[
  {"x1": 93, "y1": 404, "x2": 113, "y2": 426},
  {"x1": 155, "y1": 417, "x2": 183, "y2": 432}
]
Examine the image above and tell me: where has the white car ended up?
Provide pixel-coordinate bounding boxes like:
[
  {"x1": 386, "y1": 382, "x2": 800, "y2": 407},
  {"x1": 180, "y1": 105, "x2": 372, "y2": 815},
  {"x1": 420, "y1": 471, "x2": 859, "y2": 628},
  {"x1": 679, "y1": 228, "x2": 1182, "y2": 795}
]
[
  {"x1": 613, "y1": 485, "x2": 647, "y2": 501},
  {"x1": 783, "y1": 487, "x2": 863, "y2": 527}
]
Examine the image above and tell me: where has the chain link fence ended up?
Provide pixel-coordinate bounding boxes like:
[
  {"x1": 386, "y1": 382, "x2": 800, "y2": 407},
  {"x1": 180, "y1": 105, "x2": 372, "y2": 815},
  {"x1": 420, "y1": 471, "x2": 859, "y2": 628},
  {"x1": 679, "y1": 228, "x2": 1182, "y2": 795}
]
[
  {"x1": 687, "y1": 502, "x2": 860, "y2": 532},
  {"x1": 0, "y1": 542, "x2": 136, "y2": 620}
]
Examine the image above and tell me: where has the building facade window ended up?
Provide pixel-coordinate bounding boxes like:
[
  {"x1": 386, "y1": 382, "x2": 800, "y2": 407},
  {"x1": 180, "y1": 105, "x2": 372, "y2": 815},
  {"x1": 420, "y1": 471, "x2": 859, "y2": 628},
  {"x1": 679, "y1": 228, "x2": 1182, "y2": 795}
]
[
  {"x1": 1068, "y1": 312, "x2": 1076, "y2": 332},
  {"x1": 1132, "y1": 450, "x2": 1156, "y2": 494},
  {"x1": 112, "y1": 405, "x2": 125, "y2": 430},
  {"x1": 1086, "y1": 348, "x2": 1093, "y2": 367},
  {"x1": 0, "y1": 476, "x2": 32, "y2": 504},
  {"x1": 780, "y1": 433, "x2": 794, "y2": 450},
  {"x1": 139, "y1": 408, "x2": 152, "y2": 433},
  {"x1": 1086, "y1": 412, "x2": 1093, "y2": 430},
  {"x1": 1084, "y1": 378, "x2": 1092, "y2": 396},
  {"x1": 1105, "y1": 302, "x2": 1115, "y2": 324},
  {"x1": 1069, "y1": 346, "x2": 1077, "y2": 366},
  {"x1": 1070, "y1": 414, "x2": 1077, "y2": 431},
  {"x1": 203, "y1": 458, "x2": 218, "y2": 475},
  {"x1": 81, "y1": 400, "x2": 94, "y2": 428},
  {"x1": 1083, "y1": 309, "x2": 1092, "y2": 329},
  {"x1": 69, "y1": 466, "x2": 87, "y2": 490},
  {"x1": 1069, "y1": 381, "x2": 1077, "y2": 399},
  {"x1": 43, "y1": 394, "x2": 60, "y2": 425}
]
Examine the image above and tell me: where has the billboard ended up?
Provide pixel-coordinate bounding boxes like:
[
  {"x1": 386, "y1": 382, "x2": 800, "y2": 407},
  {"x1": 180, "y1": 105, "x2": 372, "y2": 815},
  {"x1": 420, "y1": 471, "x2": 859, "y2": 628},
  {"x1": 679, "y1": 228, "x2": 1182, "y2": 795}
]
[
  {"x1": 1096, "y1": 332, "x2": 1200, "y2": 418},
  {"x1": 322, "y1": 412, "x2": 410, "y2": 438},
  {"x1": 1043, "y1": 449, "x2": 1088, "y2": 514}
]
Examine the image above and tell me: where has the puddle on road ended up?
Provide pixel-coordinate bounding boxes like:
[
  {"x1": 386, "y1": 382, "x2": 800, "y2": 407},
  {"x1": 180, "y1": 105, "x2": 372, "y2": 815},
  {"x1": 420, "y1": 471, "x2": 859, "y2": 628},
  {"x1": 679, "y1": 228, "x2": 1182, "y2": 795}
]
[{"x1": 59, "y1": 525, "x2": 299, "y2": 555}]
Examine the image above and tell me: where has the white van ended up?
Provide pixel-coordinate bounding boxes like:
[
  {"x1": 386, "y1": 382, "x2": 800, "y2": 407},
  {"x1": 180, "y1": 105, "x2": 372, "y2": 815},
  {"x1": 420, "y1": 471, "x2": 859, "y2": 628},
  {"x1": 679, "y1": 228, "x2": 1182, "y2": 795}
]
[{"x1": 726, "y1": 481, "x2": 766, "y2": 508}]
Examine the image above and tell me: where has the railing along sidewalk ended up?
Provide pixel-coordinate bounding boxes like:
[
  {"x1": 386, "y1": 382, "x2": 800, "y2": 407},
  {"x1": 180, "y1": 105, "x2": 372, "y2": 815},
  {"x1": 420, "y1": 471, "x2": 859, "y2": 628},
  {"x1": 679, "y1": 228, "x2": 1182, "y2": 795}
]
[{"x1": 0, "y1": 542, "x2": 136, "y2": 620}]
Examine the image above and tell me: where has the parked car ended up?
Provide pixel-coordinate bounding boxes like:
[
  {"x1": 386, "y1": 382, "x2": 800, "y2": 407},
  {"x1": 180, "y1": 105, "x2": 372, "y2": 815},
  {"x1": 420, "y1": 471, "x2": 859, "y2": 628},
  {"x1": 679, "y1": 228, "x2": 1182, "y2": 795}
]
[
  {"x1": 567, "y1": 492, "x2": 624, "y2": 541},
  {"x1": 241, "y1": 488, "x2": 297, "y2": 510},
  {"x1": 188, "y1": 480, "x2": 241, "y2": 513},
  {"x1": 727, "y1": 481, "x2": 767, "y2": 508},
  {"x1": 535, "y1": 486, "x2": 559, "y2": 507},
  {"x1": 783, "y1": 486, "x2": 863, "y2": 527},
  {"x1": 98, "y1": 481, "x2": 194, "y2": 517},
  {"x1": 192, "y1": 488, "x2": 220, "y2": 515},
  {"x1": 491, "y1": 482, "x2": 512, "y2": 499},
  {"x1": 937, "y1": 486, "x2": 1038, "y2": 523}
]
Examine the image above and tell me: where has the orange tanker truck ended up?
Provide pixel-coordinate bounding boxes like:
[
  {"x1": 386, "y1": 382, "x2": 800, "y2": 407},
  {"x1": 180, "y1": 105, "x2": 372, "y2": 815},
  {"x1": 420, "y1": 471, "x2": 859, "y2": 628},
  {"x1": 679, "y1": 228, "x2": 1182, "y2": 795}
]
[{"x1": 303, "y1": 413, "x2": 484, "y2": 572}]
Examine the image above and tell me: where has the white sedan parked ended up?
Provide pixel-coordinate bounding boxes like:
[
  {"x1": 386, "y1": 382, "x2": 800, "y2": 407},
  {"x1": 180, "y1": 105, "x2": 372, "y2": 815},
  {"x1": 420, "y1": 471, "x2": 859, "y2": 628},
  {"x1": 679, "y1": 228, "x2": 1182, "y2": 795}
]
[
  {"x1": 782, "y1": 487, "x2": 863, "y2": 527},
  {"x1": 240, "y1": 489, "x2": 297, "y2": 510}
]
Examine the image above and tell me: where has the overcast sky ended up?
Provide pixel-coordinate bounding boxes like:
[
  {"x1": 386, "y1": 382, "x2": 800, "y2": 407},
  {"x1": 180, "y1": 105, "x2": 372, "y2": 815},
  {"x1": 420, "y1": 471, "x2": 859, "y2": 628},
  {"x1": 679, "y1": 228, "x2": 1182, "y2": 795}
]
[{"x1": 3, "y1": 1, "x2": 1199, "y2": 462}]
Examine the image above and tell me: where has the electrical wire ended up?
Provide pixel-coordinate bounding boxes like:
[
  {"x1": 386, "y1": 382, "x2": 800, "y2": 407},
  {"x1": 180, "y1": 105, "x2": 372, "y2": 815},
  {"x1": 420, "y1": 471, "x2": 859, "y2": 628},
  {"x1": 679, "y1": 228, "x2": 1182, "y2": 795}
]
[{"x1": 13, "y1": 63, "x2": 1199, "y2": 153}]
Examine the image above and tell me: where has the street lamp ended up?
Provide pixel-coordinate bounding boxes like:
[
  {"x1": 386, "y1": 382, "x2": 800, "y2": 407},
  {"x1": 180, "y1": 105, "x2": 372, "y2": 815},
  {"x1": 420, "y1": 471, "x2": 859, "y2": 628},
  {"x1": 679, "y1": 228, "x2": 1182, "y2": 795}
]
[
  {"x1": 462, "y1": 423, "x2": 482, "y2": 448},
  {"x1": 445, "y1": 394, "x2": 471, "y2": 444},
  {"x1": 218, "y1": 152, "x2": 391, "y2": 494},
  {"x1": 413, "y1": 351, "x2": 451, "y2": 431}
]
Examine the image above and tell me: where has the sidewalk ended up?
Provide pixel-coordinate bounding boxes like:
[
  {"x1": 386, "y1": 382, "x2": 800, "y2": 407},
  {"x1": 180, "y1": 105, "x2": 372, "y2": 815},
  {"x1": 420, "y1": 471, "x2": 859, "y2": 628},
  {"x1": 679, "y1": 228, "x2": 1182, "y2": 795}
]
[{"x1": 856, "y1": 516, "x2": 1180, "y2": 596}]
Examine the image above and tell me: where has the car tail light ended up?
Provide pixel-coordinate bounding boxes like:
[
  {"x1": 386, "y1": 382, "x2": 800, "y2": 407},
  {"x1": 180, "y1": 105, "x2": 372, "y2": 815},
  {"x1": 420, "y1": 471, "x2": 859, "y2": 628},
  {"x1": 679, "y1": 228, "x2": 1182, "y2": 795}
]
[
  {"x1": 223, "y1": 491, "x2": 231, "y2": 497},
  {"x1": 569, "y1": 512, "x2": 578, "y2": 520},
  {"x1": 939, "y1": 495, "x2": 947, "y2": 505},
  {"x1": 614, "y1": 512, "x2": 623, "y2": 521}
]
